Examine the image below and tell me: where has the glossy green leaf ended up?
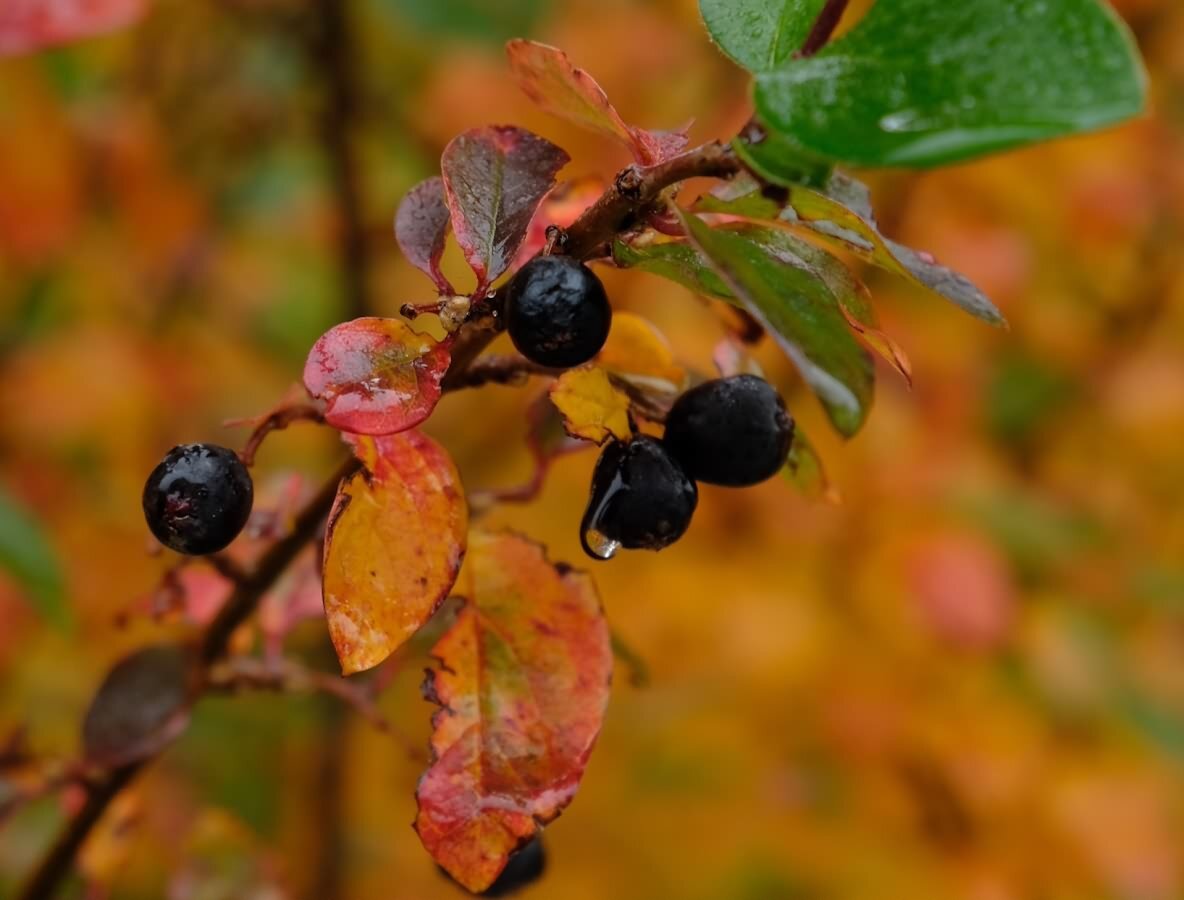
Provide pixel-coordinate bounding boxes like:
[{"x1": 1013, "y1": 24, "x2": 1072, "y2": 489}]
[
  {"x1": 732, "y1": 124, "x2": 831, "y2": 188},
  {"x1": 698, "y1": 0, "x2": 826, "y2": 72},
  {"x1": 612, "y1": 238, "x2": 734, "y2": 302},
  {"x1": 755, "y1": 0, "x2": 1147, "y2": 167},
  {"x1": 0, "y1": 485, "x2": 70, "y2": 630},
  {"x1": 675, "y1": 209, "x2": 873, "y2": 437}
]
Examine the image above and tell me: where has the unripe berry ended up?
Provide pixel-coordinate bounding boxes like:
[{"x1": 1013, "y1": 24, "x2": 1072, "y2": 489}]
[
  {"x1": 142, "y1": 443, "x2": 253, "y2": 555},
  {"x1": 582, "y1": 435, "x2": 697, "y2": 558},
  {"x1": 506, "y1": 255, "x2": 611, "y2": 368},
  {"x1": 663, "y1": 375, "x2": 794, "y2": 487}
]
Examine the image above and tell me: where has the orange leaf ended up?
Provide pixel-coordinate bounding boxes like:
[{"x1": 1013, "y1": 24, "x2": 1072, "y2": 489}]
[
  {"x1": 322, "y1": 431, "x2": 467, "y2": 674},
  {"x1": 303, "y1": 317, "x2": 451, "y2": 436},
  {"x1": 416, "y1": 531, "x2": 612, "y2": 893},
  {"x1": 506, "y1": 40, "x2": 688, "y2": 166},
  {"x1": 549, "y1": 367, "x2": 633, "y2": 444},
  {"x1": 596, "y1": 312, "x2": 686, "y2": 394}
]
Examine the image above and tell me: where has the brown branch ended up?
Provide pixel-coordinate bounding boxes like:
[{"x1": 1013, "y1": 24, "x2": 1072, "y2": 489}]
[
  {"x1": 798, "y1": 0, "x2": 851, "y2": 58},
  {"x1": 17, "y1": 137, "x2": 744, "y2": 900}
]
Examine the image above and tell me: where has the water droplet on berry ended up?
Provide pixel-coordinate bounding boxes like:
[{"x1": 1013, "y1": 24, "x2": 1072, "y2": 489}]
[{"x1": 580, "y1": 525, "x2": 620, "y2": 561}]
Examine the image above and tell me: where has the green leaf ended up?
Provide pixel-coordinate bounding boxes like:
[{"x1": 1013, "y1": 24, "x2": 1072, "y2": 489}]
[
  {"x1": 732, "y1": 125, "x2": 831, "y2": 188},
  {"x1": 674, "y1": 209, "x2": 873, "y2": 437},
  {"x1": 612, "y1": 238, "x2": 735, "y2": 302},
  {"x1": 698, "y1": 0, "x2": 826, "y2": 73},
  {"x1": 754, "y1": 0, "x2": 1148, "y2": 168},
  {"x1": 0, "y1": 486, "x2": 70, "y2": 630}
]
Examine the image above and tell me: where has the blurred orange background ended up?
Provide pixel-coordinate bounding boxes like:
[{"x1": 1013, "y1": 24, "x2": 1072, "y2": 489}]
[{"x1": 2, "y1": 0, "x2": 1183, "y2": 897}]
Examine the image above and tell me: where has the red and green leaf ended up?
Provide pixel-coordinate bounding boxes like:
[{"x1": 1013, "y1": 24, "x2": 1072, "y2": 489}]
[
  {"x1": 441, "y1": 126, "x2": 569, "y2": 293},
  {"x1": 506, "y1": 40, "x2": 689, "y2": 166},
  {"x1": 303, "y1": 317, "x2": 451, "y2": 436},
  {"x1": 322, "y1": 431, "x2": 467, "y2": 675},
  {"x1": 416, "y1": 531, "x2": 612, "y2": 893},
  {"x1": 395, "y1": 176, "x2": 453, "y2": 294},
  {"x1": 0, "y1": 0, "x2": 146, "y2": 57}
]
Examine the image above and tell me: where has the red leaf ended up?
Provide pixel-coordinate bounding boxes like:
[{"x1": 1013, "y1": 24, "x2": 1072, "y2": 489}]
[
  {"x1": 395, "y1": 176, "x2": 453, "y2": 295},
  {"x1": 322, "y1": 432, "x2": 467, "y2": 674},
  {"x1": 441, "y1": 126, "x2": 569, "y2": 293},
  {"x1": 511, "y1": 175, "x2": 604, "y2": 271},
  {"x1": 506, "y1": 40, "x2": 688, "y2": 166},
  {"x1": 82, "y1": 644, "x2": 196, "y2": 767},
  {"x1": 0, "y1": 0, "x2": 146, "y2": 57},
  {"x1": 416, "y1": 531, "x2": 612, "y2": 893},
  {"x1": 303, "y1": 317, "x2": 451, "y2": 436}
]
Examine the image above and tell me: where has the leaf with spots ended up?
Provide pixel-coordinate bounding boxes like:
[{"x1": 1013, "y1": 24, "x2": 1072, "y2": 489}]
[
  {"x1": 395, "y1": 177, "x2": 453, "y2": 294},
  {"x1": 549, "y1": 367, "x2": 633, "y2": 444},
  {"x1": 303, "y1": 317, "x2": 451, "y2": 437},
  {"x1": 322, "y1": 431, "x2": 467, "y2": 674},
  {"x1": 441, "y1": 126, "x2": 569, "y2": 293},
  {"x1": 416, "y1": 531, "x2": 612, "y2": 893},
  {"x1": 506, "y1": 40, "x2": 689, "y2": 166}
]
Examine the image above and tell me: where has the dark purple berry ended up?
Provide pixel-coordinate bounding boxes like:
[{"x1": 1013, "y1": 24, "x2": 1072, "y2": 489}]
[
  {"x1": 663, "y1": 375, "x2": 794, "y2": 487},
  {"x1": 142, "y1": 443, "x2": 253, "y2": 555},
  {"x1": 506, "y1": 255, "x2": 611, "y2": 368},
  {"x1": 582, "y1": 435, "x2": 697, "y2": 558}
]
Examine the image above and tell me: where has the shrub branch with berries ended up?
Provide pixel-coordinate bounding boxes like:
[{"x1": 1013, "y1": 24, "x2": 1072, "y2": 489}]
[{"x1": 19, "y1": 0, "x2": 1145, "y2": 897}]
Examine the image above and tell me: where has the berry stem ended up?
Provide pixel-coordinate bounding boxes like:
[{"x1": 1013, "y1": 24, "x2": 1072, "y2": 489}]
[{"x1": 798, "y1": 0, "x2": 850, "y2": 58}]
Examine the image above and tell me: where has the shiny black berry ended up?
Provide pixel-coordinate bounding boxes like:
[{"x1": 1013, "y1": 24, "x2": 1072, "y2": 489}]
[
  {"x1": 663, "y1": 374, "x2": 794, "y2": 487},
  {"x1": 506, "y1": 255, "x2": 611, "y2": 368},
  {"x1": 581, "y1": 435, "x2": 697, "y2": 558},
  {"x1": 142, "y1": 443, "x2": 253, "y2": 555}
]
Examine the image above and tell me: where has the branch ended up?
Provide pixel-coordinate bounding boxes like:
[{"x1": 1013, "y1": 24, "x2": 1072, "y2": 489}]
[{"x1": 798, "y1": 0, "x2": 850, "y2": 58}]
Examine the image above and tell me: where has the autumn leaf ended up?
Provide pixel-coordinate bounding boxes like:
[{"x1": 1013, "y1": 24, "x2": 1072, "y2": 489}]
[
  {"x1": 82, "y1": 644, "x2": 196, "y2": 767},
  {"x1": 322, "y1": 431, "x2": 467, "y2": 674},
  {"x1": 416, "y1": 531, "x2": 612, "y2": 893},
  {"x1": 512, "y1": 175, "x2": 604, "y2": 270},
  {"x1": 506, "y1": 40, "x2": 689, "y2": 167},
  {"x1": 549, "y1": 367, "x2": 633, "y2": 444},
  {"x1": 595, "y1": 311, "x2": 686, "y2": 395},
  {"x1": 0, "y1": 0, "x2": 147, "y2": 57},
  {"x1": 441, "y1": 125, "x2": 569, "y2": 293},
  {"x1": 303, "y1": 317, "x2": 451, "y2": 436},
  {"x1": 783, "y1": 429, "x2": 840, "y2": 504},
  {"x1": 395, "y1": 176, "x2": 453, "y2": 294}
]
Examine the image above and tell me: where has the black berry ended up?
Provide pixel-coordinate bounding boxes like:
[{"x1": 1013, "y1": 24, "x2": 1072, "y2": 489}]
[
  {"x1": 581, "y1": 435, "x2": 697, "y2": 558},
  {"x1": 142, "y1": 443, "x2": 254, "y2": 555},
  {"x1": 663, "y1": 374, "x2": 794, "y2": 487},
  {"x1": 506, "y1": 255, "x2": 611, "y2": 368}
]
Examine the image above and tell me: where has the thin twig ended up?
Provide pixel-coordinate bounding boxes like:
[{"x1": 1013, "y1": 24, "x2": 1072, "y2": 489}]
[{"x1": 798, "y1": 0, "x2": 851, "y2": 58}]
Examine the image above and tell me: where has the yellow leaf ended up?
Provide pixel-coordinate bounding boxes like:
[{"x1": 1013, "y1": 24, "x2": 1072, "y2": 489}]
[
  {"x1": 549, "y1": 367, "x2": 633, "y2": 444},
  {"x1": 595, "y1": 311, "x2": 686, "y2": 394}
]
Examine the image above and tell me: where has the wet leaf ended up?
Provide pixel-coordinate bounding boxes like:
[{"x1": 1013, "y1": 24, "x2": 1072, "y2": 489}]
[
  {"x1": 595, "y1": 312, "x2": 686, "y2": 394},
  {"x1": 322, "y1": 431, "x2": 467, "y2": 675},
  {"x1": 613, "y1": 238, "x2": 734, "y2": 302},
  {"x1": 698, "y1": 173, "x2": 1005, "y2": 325},
  {"x1": 754, "y1": 0, "x2": 1147, "y2": 168},
  {"x1": 732, "y1": 125, "x2": 832, "y2": 187},
  {"x1": 0, "y1": 0, "x2": 146, "y2": 57},
  {"x1": 506, "y1": 40, "x2": 688, "y2": 166},
  {"x1": 549, "y1": 367, "x2": 633, "y2": 445},
  {"x1": 698, "y1": 0, "x2": 826, "y2": 73},
  {"x1": 676, "y1": 209, "x2": 874, "y2": 437},
  {"x1": 303, "y1": 317, "x2": 451, "y2": 436},
  {"x1": 395, "y1": 177, "x2": 453, "y2": 294},
  {"x1": 416, "y1": 531, "x2": 612, "y2": 893},
  {"x1": 729, "y1": 225, "x2": 912, "y2": 385},
  {"x1": 441, "y1": 125, "x2": 569, "y2": 292},
  {"x1": 82, "y1": 644, "x2": 195, "y2": 767},
  {"x1": 0, "y1": 485, "x2": 69, "y2": 630}
]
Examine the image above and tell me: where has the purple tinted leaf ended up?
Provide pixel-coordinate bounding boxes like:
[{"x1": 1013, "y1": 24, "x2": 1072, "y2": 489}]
[
  {"x1": 395, "y1": 177, "x2": 453, "y2": 294},
  {"x1": 82, "y1": 644, "x2": 195, "y2": 767},
  {"x1": 441, "y1": 126, "x2": 569, "y2": 292}
]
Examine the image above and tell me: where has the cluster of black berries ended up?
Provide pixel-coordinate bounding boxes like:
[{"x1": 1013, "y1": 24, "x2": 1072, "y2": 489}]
[
  {"x1": 505, "y1": 255, "x2": 794, "y2": 561},
  {"x1": 143, "y1": 443, "x2": 254, "y2": 555},
  {"x1": 582, "y1": 374, "x2": 794, "y2": 558}
]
